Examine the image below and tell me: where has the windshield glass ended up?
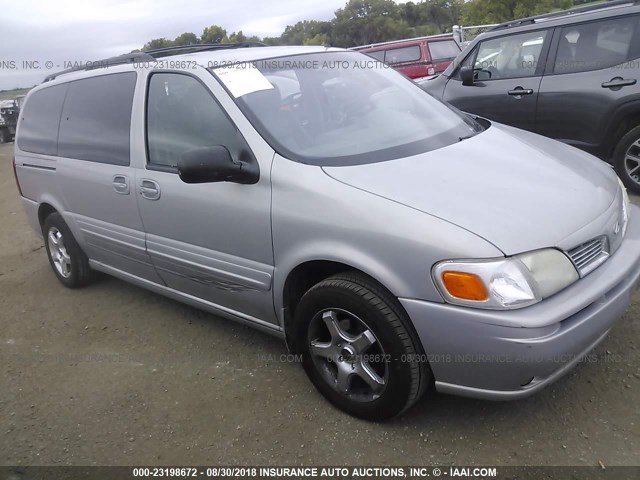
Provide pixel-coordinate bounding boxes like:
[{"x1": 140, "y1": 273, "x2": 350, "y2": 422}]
[{"x1": 209, "y1": 51, "x2": 482, "y2": 166}]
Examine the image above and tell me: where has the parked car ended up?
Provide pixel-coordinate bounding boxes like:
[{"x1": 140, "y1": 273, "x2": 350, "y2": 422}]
[
  {"x1": 0, "y1": 98, "x2": 20, "y2": 143},
  {"x1": 14, "y1": 44, "x2": 639, "y2": 420},
  {"x1": 352, "y1": 35, "x2": 461, "y2": 79},
  {"x1": 15, "y1": 95, "x2": 26, "y2": 110},
  {"x1": 419, "y1": 0, "x2": 640, "y2": 193}
]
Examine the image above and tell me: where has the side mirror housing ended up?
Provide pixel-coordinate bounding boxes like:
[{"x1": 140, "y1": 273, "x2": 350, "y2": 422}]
[
  {"x1": 460, "y1": 66, "x2": 474, "y2": 87},
  {"x1": 177, "y1": 146, "x2": 258, "y2": 184}
]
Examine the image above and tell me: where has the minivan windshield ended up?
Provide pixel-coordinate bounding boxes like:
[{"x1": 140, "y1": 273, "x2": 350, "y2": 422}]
[{"x1": 210, "y1": 51, "x2": 482, "y2": 166}]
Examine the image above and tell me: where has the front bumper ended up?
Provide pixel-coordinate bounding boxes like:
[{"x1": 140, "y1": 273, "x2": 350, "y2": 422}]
[{"x1": 400, "y1": 204, "x2": 640, "y2": 400}]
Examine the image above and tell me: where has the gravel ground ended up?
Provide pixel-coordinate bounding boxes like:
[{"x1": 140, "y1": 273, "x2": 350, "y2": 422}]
[{"x1": 0, "y1": 143, "x2": 638, "y2": 467}]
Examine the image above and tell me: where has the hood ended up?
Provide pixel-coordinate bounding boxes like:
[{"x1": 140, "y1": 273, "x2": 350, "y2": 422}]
[
  {"x1": 417, "y1": 73, "x2": 447, "y2": 99},
  {"x1": 323, "y1": 123, "x2": 619, "y2": 256}
]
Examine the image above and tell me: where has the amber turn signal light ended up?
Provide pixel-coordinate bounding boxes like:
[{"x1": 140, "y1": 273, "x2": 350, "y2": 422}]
[{"x1": 441, "y1": 271, "x2": 489, "y2": 301}]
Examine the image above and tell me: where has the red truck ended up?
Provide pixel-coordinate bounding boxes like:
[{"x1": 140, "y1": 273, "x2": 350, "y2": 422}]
[{"x1": 352, "y1": 35, "x2": 461, "y2": 80}]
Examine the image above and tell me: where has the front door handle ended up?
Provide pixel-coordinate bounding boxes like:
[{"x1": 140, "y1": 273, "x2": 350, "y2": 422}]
[
  {"x1": 140, "y1": 179, "x2": 161, "y2": 201},
  {"x1": 112, "y1": 175, "x2": 129, "y2": 195},
  {"x1": 602, "y1": 77, "x2": 637, "y2": 90},
  {"x1": 508, "y1": 87, "x2": 534, "y2": 97}
]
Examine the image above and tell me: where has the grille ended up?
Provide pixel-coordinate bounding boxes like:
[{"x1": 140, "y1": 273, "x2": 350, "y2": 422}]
[{"x1": 567, "y1": 236, "x2": 609, "y2": 277}]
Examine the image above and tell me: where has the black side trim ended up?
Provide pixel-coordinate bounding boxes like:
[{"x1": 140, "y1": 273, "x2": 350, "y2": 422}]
[
  {"x1": 21, "y1": 163, "x2": 56, "y2": 171},
  {"x1": 146, "y1": 163, "x2": 178, "y2": 174}
]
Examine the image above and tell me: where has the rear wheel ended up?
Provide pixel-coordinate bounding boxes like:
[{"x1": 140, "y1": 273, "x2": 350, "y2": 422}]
[
  {"x1": 613, "y1": 125, "x2": 640, "y2": 194},
  {"x1": 294, "y1": 272, "x2": 429, "y2": 420},
  {"x1": 0, "y1": 128, "x2": 7, "y2": 144},
  {"x1": 42, "y1": 212, "x2": 94, "y2": 288}
]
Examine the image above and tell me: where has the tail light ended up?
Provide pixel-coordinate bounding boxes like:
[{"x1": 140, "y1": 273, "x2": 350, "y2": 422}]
[{"x1": 12, "y1": 156, "x2": 23, "y2": 196}]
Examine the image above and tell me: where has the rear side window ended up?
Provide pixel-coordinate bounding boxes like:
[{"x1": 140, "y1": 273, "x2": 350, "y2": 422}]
[
  {"x1": 18, "y1": 84, "x2": 68, "y2": 156},
  {"x1": 146, "y1": 73, "x2": 250, "y2": 169},
  {"x1": 58, "y1": 72, "x2": 137, "y2": 165},
  {"x1": 428, "y1": 40, "x2": 460, "y2": 61},
  {"x1": 366, "y1": 50, "x2": 385, "y2": 62},
  {"x1": 554, "y1": 16, "x2": 639, "y2": 74},
  {"x1": 385, "y1": 45, "x2": 421, "y2": 64}
]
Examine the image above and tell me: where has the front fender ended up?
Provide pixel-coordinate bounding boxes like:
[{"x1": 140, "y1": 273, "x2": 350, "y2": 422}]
[{"x1": 270, "y1": 155, "x2": 503, "y2": 321}]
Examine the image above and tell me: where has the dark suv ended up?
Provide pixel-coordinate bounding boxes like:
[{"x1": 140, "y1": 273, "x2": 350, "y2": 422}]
[{"x1": 420, "y1": 0, "x2": 640, "y2": 192}]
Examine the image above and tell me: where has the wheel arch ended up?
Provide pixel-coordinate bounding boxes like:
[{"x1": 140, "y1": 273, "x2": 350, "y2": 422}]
[
  {"x1": 35, "y1": 197, "x2": 79, "y2": 243},
  {"x1": 37, "y1": 202, "x2": 58, "y2": 227},
  {"x1": 280, "y1": 259, "x2": 421, "y2": 355},
  {"x1": 604, "y1": 101, "x2": 640, "y2": 160},
  {"x1": 282, "y1": 259, "x2": 367, "y2": 320}
]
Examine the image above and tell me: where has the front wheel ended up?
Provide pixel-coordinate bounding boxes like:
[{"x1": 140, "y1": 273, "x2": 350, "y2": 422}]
[
  {"x1": 294, "y1": 272, "x2": 429, "y2": 420},
  {"x1": 613, "y1": 125, "x2": 640, "y2": 194}
]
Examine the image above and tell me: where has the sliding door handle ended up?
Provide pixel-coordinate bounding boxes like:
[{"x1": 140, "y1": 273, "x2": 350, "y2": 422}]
[{"x1": 112, "y1": 175, "x2": 129, "y2": 195}]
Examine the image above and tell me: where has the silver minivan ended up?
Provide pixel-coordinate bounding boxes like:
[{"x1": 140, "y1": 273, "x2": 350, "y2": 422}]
[{"x1": 14, "y1": 45, "x2": 640, "y2": 420}]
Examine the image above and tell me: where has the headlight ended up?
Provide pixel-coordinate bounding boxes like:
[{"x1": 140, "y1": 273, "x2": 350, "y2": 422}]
[
  {"x1": 618, "y1": 177, "x2": 630, "y2": 238},
  {"x1": 433, "y1": 249, "x2": 579, "y2": 310}
]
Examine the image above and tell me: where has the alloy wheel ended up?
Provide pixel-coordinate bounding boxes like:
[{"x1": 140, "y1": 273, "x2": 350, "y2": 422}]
[
  {"x1": 47, "y1": 227, "x2": 72, "y2": 278},
  {"x1": 308, "y1": 308, "x2": 388, "y2": 402},
  {"x1": 625, "y1": 139, "x2": 640, "y2": 186}
]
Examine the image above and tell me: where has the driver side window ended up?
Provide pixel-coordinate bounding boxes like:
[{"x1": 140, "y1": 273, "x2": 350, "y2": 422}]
[
  {"x1": 146, "y1": 73, "x2": 248, "y2": 169},
  {"x1": 473, "y1": 30, "x2": 548, "y2": 80}
]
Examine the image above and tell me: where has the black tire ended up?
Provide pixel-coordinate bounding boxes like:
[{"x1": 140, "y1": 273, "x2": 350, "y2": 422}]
[
  {"x1": 613, "y1": 125, "x2": 640, "y2": 194},
  {"x1": 0, "y1": 128, "x2": 7, "y2": 144},
  {"x1": 42, "y1": 212, "x2": 94, "y2": 288},
  {"x1": 294, "y1": 272, "x2": 430, "y2": 421}
]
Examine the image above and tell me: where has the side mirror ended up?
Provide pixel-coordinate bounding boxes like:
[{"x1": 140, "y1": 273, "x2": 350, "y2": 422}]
[
  {"x1": 460, "y1": 66, "x2": 474, "y2": 87},
  {"x1": 177, "y1": 146, "x2": 258, "y2": 184}
]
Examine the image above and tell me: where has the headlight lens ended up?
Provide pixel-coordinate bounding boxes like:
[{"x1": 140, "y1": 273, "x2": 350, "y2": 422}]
[
  {"x1": 618, "y1": 177, "x2": 630, "y2": 238},
  {"x1": 433, "y1": 249, "x2": 579, "y2": 310}
]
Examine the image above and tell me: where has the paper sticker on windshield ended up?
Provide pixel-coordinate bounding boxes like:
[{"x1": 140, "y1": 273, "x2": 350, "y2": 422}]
[{"x1": 215, "y1": 63, "x2": 274, "y2": 98}]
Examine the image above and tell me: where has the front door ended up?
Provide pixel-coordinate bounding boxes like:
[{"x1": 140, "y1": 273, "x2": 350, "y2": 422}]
[
  {"x1": 136, "y1": 71, "x2": 277, "y2": 326},
  {"x1": 443, "y1": 29, "x2": 551, "y2": 131}
]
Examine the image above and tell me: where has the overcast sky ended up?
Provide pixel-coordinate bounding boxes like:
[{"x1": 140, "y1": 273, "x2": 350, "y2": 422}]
[{"x1": 0, "y1": 0, "x2": 353, "y2": 90}]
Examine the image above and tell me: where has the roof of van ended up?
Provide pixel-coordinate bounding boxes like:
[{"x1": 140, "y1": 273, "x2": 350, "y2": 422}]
[
  {"x1": 39, "y1": 45, "x2": 344, "y2": 85},
  {"x1": 171, "y1": 45, "x2": 340, "y2": 65}
]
